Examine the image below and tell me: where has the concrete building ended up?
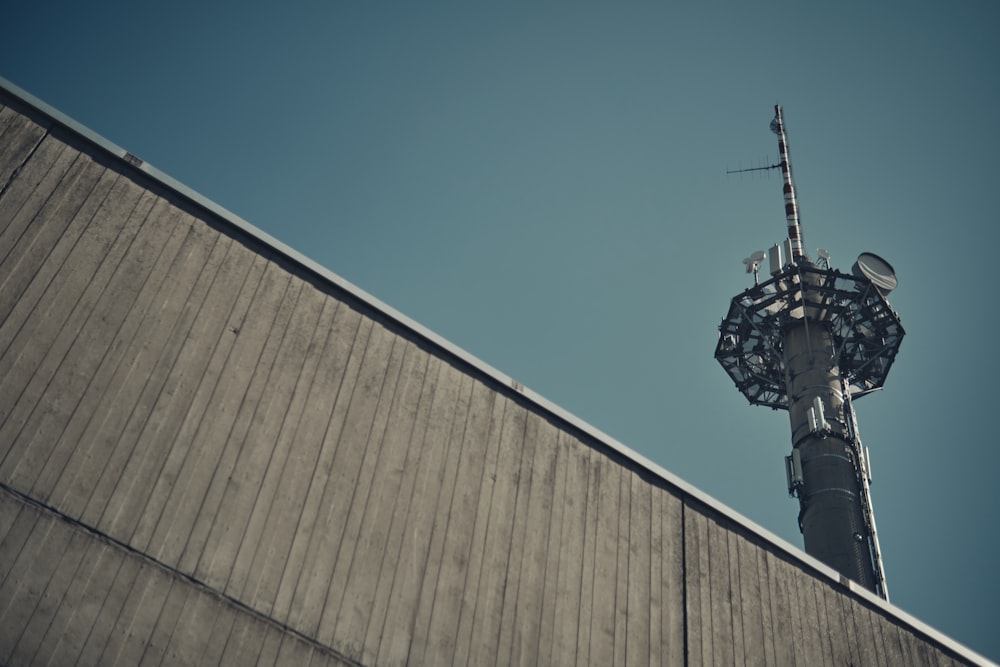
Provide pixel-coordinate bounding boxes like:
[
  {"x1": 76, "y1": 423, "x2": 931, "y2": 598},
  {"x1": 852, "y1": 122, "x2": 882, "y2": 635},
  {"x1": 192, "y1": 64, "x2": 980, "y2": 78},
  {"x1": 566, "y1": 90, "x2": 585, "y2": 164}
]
[{"x1": 0, "y1": 79, "x2": 991, "y2": 666}]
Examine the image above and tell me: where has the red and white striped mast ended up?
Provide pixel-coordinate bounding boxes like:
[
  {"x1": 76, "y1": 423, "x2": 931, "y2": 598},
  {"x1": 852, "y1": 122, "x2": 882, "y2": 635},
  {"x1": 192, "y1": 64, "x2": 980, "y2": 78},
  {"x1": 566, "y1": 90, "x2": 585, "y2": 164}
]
[{"x1": 770, "y1": 104, "x2": 807, "y2": 263}]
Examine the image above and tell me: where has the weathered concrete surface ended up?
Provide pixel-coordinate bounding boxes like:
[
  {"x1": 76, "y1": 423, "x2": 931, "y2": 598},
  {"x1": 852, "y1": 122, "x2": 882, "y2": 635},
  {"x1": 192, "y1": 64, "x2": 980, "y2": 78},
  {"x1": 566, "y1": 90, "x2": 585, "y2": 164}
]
[{"x1": 0, "y1": 84, "x2": 989, "y2": 666}]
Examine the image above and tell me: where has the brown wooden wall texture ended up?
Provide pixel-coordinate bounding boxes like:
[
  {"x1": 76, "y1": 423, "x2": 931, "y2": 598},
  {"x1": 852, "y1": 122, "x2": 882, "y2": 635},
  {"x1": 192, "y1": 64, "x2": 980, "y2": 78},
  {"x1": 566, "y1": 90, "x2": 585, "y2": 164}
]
[{"x1": 0, "y1": 89, "x2": 981, "y2": 666}]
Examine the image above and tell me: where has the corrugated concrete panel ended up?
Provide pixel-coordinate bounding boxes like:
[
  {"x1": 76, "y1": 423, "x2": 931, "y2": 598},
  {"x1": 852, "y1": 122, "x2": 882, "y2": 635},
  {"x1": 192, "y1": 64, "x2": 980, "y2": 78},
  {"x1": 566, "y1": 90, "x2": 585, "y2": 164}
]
[
  {"x1": 0, "y1": 82, "x2": 992, "y2": 666},
  {"x1": 0, "y1": 489, "x2": 357, "y2": 667},
  {"x1": 681, "y1": 503, "x2": 972, "y2": 667}
]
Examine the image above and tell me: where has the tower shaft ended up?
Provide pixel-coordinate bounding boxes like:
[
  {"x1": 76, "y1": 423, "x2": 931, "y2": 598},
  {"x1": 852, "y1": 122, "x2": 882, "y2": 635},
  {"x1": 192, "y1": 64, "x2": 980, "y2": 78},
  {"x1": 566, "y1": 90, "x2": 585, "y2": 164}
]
[{"x1": 783, "y1": 321, "x2": 877, "y2": 590}]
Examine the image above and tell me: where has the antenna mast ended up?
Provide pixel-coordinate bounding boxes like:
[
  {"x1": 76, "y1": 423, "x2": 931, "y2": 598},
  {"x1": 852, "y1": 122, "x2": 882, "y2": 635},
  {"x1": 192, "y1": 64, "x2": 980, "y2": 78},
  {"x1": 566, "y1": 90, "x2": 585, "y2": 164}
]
[
  {"x1": 771, "y1": 105, "x2": 806, "y2": 262},
  {"x1": 715, "y1": 106, "x2": 905, "y2": 600}
]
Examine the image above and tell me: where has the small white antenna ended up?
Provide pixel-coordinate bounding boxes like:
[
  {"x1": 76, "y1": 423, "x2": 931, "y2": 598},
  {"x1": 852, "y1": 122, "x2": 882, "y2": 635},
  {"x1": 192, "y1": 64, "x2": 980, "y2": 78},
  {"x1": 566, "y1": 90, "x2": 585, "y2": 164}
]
[{"x1": 742, "y1": 250, "x2": 766, "y2": 285}]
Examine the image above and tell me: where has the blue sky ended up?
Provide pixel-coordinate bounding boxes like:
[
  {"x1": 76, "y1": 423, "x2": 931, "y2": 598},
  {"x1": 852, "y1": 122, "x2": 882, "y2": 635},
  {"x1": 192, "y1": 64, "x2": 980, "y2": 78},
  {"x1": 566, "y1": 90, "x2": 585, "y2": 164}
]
[{"x1": 3, "y1": 1, "x2": 998, "y2": 660}]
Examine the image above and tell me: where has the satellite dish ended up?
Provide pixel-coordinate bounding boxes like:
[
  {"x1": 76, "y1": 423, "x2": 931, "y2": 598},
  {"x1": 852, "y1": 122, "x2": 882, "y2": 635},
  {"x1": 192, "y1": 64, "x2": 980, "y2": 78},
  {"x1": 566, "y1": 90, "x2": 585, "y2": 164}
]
[
  {"x1": 852, "y1": 252, "x2": 898, "y2": 293},
  {"x1": 743, "y1": 250, "x2": 766, "y2": 274}
]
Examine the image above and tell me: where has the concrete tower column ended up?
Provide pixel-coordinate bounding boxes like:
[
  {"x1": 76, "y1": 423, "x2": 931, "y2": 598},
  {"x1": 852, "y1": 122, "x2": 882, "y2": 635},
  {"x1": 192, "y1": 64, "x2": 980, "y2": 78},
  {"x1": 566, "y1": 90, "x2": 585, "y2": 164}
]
[{"x1": 783, "y1": 320, "x2": 876, "y2": 589}]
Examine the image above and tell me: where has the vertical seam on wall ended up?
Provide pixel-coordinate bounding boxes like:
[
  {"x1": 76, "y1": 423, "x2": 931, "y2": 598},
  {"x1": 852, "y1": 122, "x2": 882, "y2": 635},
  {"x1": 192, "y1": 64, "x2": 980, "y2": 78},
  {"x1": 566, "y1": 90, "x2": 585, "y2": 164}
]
[
  {"x1": 361, "y1": 346, "x2": 433, "y2": 659},
  {"x1": 189, "y1": 259, "x2": 306, "y2": 584},
  {"x1": 731, "y1": 532, "x2": 746, "y2": 665},
  {"x1": 681, "y1": 500, "x2": 688, "y2": 667},
  {"x1": 489, "y1": 400, "x2": 531, "y2": 667},
  {"x1": 534, "y1": 431, "x2": 565, "y2": 666},
  {"x1": 325, "y1": 329, "x2": 406, "y2": 635},
  {"x1": 232, "y1": 280, "x2": 324, "y2": 604},
  {"x1": 409, "y1": 372, "x2": 475, "y2": 665},
  {"x1": 27, "y1": 182, "x2": 154, "y2": 498},
  {"x1": 450, "y1": 390, "x2": 504, "y2": 666},
  {"x1": 0, "y1": 160, "x2": 112, "y2": 467},
  {"x1": 572, "y1": 447, "x2": 592, "y2": 667},
  {"x1": 87, "y1": 228, "x2": 226, "y2": 534},
  {"x1": 28, "y1": 531, "x2": 97, "y2": 663},
  {"x1": 0, "y1": 128, "x2": 49, "y2": 202},
  {"x1": 371, "y1": 354, "x2": 442, "y2": 664},
  {"x1": 622, "y1": 470, "x2": 632, "y2": 667},
  {"x1": 137, "y1": 251, "x2": 271, "y2": 559}
]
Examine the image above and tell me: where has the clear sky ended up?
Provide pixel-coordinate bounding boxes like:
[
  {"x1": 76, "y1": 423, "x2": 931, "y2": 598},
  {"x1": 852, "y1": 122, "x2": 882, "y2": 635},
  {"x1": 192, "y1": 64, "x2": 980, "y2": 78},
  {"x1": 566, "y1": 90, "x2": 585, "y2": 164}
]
[{"x1": 3, "y1": 1, "x2": 998, "y2": 660}]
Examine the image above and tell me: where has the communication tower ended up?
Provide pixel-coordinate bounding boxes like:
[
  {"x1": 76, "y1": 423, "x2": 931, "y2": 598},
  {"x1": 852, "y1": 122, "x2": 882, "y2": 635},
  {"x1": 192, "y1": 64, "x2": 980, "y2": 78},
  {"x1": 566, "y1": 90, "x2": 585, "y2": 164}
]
[{"x1": 714, "y1": 105, "x2": 904, "y2": 599}]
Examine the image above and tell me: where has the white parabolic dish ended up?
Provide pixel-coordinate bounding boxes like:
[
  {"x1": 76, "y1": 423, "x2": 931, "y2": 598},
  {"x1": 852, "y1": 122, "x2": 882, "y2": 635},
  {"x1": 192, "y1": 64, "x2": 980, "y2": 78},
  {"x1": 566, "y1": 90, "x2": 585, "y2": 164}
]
[{"x1": 853, "y1": 252, "x2": 898, "y2": 293}]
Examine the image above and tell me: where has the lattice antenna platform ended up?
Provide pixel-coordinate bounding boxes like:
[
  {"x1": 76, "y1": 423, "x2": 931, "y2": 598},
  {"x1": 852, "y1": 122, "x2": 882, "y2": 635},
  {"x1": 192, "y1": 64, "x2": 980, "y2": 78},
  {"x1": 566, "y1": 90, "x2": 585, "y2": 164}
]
[{"x1": 714, "y1": 263, "x2": 904, "y2": 409}]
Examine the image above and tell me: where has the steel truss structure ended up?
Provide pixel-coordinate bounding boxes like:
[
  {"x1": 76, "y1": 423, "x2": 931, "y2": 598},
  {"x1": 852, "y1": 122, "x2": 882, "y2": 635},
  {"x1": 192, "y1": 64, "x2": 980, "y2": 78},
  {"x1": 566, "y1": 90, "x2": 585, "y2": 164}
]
[{"x1": 714, "y1": 263, "x2": 905, "y2": 410}]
